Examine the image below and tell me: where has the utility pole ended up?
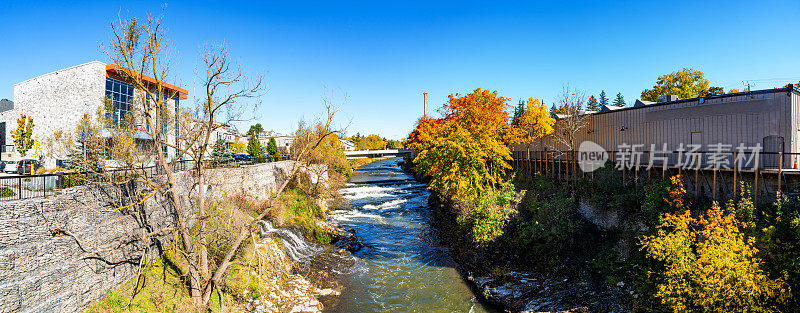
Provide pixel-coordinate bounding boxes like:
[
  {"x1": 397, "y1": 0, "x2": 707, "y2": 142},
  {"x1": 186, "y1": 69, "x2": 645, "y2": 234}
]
[{"x1": 423, "y1": 92, "x2": 428, "y2": 118}]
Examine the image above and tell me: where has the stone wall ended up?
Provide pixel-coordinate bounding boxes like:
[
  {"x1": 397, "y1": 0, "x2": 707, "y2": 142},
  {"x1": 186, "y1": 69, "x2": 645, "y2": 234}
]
[{"x1": 0, "y1": 161, "x2": 320, "y2": 313}]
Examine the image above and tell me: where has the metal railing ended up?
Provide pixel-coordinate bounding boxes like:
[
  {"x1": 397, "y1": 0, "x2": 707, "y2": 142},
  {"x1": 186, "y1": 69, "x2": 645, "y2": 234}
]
[
  {"x1": 0, "y1": 157, "x2": 280, "y2": 202},
  {"x1": 0, "y1": 159, "x2": 196, "y2": 202}
]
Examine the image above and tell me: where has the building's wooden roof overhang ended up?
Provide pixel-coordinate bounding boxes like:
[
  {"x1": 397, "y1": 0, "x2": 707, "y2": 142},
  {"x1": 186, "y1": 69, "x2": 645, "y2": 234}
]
[{"x1": 105, "y1": 64, "x2": 189, "y2": 99}]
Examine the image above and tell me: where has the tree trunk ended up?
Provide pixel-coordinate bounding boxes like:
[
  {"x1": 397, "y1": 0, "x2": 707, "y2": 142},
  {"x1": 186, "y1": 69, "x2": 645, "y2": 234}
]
[{"x1": 197, "y1": 163, "x2": 210, "y2": 280}]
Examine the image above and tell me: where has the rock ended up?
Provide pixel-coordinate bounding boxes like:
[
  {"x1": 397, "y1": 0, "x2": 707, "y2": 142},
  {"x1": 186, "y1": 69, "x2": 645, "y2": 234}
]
[
  {"x1": 316, "y1": 288, "x2": 340, "y2": 296},
  {"x1": 330, "y1": 227, "x2": 364, "y2": 252},
  {"x1": 616, "y1": 281, "x2": 625, "y2": 288}
]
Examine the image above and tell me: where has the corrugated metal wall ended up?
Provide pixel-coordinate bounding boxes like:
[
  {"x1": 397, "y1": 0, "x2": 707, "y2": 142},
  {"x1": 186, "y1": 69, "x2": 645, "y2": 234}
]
[{"x1": 515, "y1": 89, "x2": 797, "y2": 167}]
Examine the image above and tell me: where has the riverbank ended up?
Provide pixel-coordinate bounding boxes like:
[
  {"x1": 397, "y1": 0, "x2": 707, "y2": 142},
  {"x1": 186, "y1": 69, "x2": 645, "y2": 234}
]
[
  {"x1": 85, "y1": 187, "x2": 355, "y2": 313},
  {"x1": 427, "y1": 191, "x2": 640, "y2": 312}
]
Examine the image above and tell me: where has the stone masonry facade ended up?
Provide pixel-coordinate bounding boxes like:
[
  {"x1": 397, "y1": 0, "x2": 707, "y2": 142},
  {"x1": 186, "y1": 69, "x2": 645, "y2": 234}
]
[
  {"x1": 2, "y1": 62, "x2": 106, "y2": 164},
  {"x1": 0, "y1": 161, "x2": 319, "y2": 313},
  {"x1": 4, "y1": 61, "x2": 183, "y2": 166}
]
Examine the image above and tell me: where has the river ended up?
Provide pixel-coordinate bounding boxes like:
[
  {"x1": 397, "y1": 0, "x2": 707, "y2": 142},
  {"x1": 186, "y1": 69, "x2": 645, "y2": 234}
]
[{"x1": 324, "y1": 158, "x2": 495, "y2": 312}]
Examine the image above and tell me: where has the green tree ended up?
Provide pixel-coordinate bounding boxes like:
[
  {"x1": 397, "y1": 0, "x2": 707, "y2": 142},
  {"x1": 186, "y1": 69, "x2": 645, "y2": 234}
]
[
  {"x1": 613, "y1": 92, "x2": 625, "y2": 107},
  {"x1": 386, "y1": 139, "x2": 402, "y2": 149},
  {"x1": 247, "y1": 136, "x2": 264, "y2": 163},
  {"x1": 266, "y1": 137, "x2": 279, "y2": 161},
  {"x1": 511, "y1": 99, "x2": 526, "y2": 126},
  {"x1": 586, "y1": 95, "x2": 600, "y2": 111},
  {"x1": 11, "y1": 114, "x2": 35, "y2": 158},
  {"x1": 247, "y1": 123, "x2": 263, "y2": 136},
  {"x1": 641, "y1": 68, "x2": 710, "y2": 101},
  {"x1": 210, "y1": 138, "x2": 232, "y2": 164},
  {"x1": 599, "y1": 90, "x2": 608, "y2": 107}
]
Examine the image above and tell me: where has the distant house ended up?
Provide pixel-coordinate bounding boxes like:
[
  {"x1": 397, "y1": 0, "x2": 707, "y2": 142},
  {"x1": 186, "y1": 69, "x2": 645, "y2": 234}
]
[
  {"x1": 255, "y1": 130, "x2": 295, "y2": 153},
  {"x1": 339, "y1": 138, "x2": 355, "y2": 151},
  {"x1": 214, "y1": 124, "x2": 243, "y2": 144}
]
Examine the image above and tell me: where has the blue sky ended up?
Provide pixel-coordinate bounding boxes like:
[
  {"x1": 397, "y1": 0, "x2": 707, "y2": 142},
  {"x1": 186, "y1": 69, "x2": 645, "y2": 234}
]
[{"x1": 2, "y1": 1, "x2": 800, "y2": 139}]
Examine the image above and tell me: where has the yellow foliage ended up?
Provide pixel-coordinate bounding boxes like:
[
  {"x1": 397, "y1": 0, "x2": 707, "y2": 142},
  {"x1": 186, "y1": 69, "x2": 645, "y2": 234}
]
[
  {"x1": 230, "y1": 139, "x2": 247, "y2": 154},
  {"x1": 517, "y1": 97, "x2": 555, "y2": 144},
  {"x1": 414, "y1": 122, "x2": 510, "y2": 202},
  {"x1": 641, "y1": 181, "x2": 788, "y2": 312},
  {"x1": 31, "y1": 135, "x2": 43, "y2": 158},
  {"x1": 641, "y1": 68, "x2": 710, "y2": 102}
]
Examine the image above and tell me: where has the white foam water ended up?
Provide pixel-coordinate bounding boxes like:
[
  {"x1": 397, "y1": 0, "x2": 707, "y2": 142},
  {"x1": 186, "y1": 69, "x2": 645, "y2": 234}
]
[{"x1": 258, "y1": 220, "x2": 321, "y2": 262}]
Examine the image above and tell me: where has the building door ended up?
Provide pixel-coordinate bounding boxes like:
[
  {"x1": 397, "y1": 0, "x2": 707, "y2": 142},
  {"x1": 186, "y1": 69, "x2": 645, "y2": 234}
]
[{"x1": 763, "y1": 135, "x2": 784, "y2": 169}]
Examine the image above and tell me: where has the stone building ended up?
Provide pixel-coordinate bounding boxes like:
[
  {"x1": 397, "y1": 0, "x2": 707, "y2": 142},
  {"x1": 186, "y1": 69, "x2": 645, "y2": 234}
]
[{"x1": 1, "y1": 61, "x2": 188, "y2": 167}]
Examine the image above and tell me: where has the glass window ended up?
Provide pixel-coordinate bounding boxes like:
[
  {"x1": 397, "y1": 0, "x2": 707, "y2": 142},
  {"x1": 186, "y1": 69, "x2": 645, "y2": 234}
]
[{"x1": 105, "y1": 77, "x2": 134, "y2": 125}]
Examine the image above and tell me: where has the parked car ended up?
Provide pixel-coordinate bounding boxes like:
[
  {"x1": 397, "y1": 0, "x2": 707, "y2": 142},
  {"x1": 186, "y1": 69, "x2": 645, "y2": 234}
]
[
  {"x1": 232, "y1": 154, "x2": 254, "y2": 162},
  {"x1": 0, "y1": 161, "x2": 11, "y2": 171},
  {"x1": 4, "y1": 160, "x2": 42, "y2": 175}
]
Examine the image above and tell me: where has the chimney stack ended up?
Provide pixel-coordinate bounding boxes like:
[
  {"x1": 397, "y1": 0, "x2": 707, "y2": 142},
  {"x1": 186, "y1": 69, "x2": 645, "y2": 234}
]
[{"x1": 423, "y1": 92, "x2": 428, "y2": 118}]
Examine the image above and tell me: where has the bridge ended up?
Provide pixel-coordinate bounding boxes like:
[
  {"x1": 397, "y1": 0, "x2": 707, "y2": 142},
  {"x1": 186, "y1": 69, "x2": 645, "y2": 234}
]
[{"x1": 344, "y1": 149, "x2": 414, "y2": 160}]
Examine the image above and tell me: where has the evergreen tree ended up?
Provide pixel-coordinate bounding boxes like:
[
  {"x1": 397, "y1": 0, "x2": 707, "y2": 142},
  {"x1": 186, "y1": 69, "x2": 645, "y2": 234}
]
[
  {"x1": 247, "y1": 123, "x2": 263, "y2": 136},
  {"x1": 247, "y1": 136, "x2": 265, "y2": 163},
  {"x1": 599, "y1": 90, "x2": 609, "y2": 107},
  {"x1": 211, "y1": 138, "x2": 233, "y2": 164},
  {"x1": 613, "y1": 92, "x2": 626, "y2": 107},
  {"x1": 266, "y1": 137, "x2": 279, "y2": 161},
  {"x1": 586, "y1": 95, "x2": 600, "y2": 111},
  {"x1": 511, "y1": 99, "x2": 526, "y2": 126}
]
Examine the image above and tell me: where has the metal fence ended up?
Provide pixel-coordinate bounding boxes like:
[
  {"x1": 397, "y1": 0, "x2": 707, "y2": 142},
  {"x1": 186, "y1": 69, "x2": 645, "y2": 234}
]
[{"x1": 0, "y1": 159, "x2": 198, "y2": 202}]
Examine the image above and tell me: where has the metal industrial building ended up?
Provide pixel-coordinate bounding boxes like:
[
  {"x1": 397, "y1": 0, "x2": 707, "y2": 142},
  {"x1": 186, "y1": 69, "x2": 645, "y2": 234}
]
[{"x1": 515, "y1": 86, "x2": 800, "y2": 170}]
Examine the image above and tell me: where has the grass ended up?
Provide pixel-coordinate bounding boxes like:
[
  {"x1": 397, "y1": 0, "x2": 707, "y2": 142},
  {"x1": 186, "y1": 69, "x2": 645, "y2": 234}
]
[{"x1": 85, "y1": 249, "x2": 223, "y2": 313}]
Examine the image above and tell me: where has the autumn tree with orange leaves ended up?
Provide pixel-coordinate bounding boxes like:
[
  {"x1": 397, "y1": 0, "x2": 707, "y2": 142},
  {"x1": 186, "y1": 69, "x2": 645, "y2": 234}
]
[{"x1": 409, "y1": 88, "x2": 521, "y2": 243}]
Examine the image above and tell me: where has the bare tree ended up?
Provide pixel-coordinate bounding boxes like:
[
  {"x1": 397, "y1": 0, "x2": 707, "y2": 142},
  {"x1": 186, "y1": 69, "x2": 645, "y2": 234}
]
[
  {"x1": 550, "y1": 85, "x2": 590, "y2": 152},
  {"x1": 181, "y1": 43, "x2": 263, "y2": 282},
  {"x1": 94, "y1": 12, "x2": 344, "y2": 310}
]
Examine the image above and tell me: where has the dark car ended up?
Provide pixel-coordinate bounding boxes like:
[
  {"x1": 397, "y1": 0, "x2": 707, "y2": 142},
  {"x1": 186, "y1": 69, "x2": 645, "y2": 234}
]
[{"x1": 231, "y1": 154, "x2": 254, "y2": 162}]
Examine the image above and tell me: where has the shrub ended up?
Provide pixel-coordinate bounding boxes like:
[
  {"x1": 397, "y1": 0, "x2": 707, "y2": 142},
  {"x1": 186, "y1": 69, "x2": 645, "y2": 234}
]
[
  {"x1": 460, "y1": 181, "x2": 517, "y2": 244},
  {"x1": 0, "y1": 187, "x2": 15, "y2": 198},
  {"x1": 641, "y1": 175, "x2": 691, "y2": 229},
  {"x1": 515, "y1": 195, "x2": 579, "y2": 253},
  {"x1": 278, "y1": 189, "x2": 331, "y2": 244},
  {"x1": 62, "y1": 170, "x2": 85, "y2": 187},
  {"x1": 641, "y1": 199, "x2": 788, "y2": 312}
]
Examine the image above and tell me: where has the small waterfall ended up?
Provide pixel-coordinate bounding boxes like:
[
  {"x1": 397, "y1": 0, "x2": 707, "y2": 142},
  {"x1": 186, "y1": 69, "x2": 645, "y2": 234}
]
[{"x1": 258, "y1": 220, "x2": 321, "y2": 262}]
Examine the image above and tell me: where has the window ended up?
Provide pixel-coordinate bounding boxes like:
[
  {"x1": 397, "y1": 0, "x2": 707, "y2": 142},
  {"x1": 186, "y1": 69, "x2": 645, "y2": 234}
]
[{"x1": 105, "y1": 77, "x2": 134, "y2": 124}]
